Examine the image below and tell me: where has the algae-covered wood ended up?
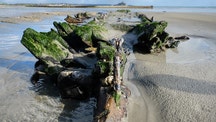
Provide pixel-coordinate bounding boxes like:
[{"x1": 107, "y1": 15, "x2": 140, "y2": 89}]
[
  {"x1": 54, "y1": 20, "x2": 106, "y2": 50},
  {"x1": 21, "y1": 28, "x2": 72, "y2": 63},
  {"x1": 133, "y1": 14, "x2": 180, "y2": 53}
]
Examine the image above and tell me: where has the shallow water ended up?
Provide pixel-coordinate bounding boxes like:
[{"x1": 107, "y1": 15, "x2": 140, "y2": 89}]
[
  {"x1": 0, "y1": 42, "x2": 96, "y2": 121},
  {"x1": 135, "y1": 36, "x2": 216, "y2": 64},
  {"x1": 166, "y1": 36, "x2": 216, "y2": 64},
  {"x1": 1, "y1": 6, "x2": 216, "y2": 121},
  {"x1": 0, "y1": 11, "x2": 97, "y2": 122},
  {"x1": 132, "y1": 37, "x2": 216, "y2": 122},
  {"x1": 1, "y1": 6, "x2": 216, "y2": 19}
]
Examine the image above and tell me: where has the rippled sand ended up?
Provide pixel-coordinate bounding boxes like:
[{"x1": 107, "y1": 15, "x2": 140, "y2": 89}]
[
  {"x1": 124, "y1": 12, "x2": 216, "y2": 122},
  {"x1": 1, "y1": 6, "x2": 216, "y2": 121}
]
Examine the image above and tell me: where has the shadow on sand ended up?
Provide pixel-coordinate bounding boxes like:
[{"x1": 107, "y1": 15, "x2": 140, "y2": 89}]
[
  {"x1": 29, "y1": 75, "x2": 96, "y2": 121},
  {"x1": 135, "y1": 74, "x2": 216, "y2": 95}
]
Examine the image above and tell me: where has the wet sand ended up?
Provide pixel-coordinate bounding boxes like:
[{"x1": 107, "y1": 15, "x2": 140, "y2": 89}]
[
  {"x1": 124, "y1": 12, "x2": 216, "y2": 122},
  {"x1": 1, "y1": 7, "x2": 216, "y2": 121}
]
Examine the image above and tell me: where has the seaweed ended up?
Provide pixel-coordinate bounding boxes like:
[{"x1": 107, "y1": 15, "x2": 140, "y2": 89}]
[{"x1": 21, "y1": 28, "x2": 71, "y2": 62}]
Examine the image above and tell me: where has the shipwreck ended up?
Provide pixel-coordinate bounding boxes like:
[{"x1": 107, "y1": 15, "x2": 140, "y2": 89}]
[{"x1": 21, "y1": 11, "x2": 187, "y2": 121}]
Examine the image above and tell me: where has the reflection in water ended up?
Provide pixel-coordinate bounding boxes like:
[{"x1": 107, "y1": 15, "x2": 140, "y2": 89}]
[
  {"x1": 0, "y1": 15, "x2": 96, "y2": 121},
  {"x1": 59, "y1": 98, "x2": 96, "y2": 122},
  {"x1": 135, "y1": 37, "x2": 216, "y2": 64},
  {"x1": 0, "y1": 55, "x2": 96, "y2": 121},
  {"x1": 122, "y1": 18, "x2": 141, "y2": 23},
  {"x1": 0, "y1": 34, "x2": 20, "y2": 49},
  {"x1": 1, "y1": 6, "x2": 216, "y2": 121},
  {"x1": 30, "y1": 78, "x2": 96, "y2": 122},
  {"x1": 166, "y1": 37, "x2": 216, "y2": 64}
]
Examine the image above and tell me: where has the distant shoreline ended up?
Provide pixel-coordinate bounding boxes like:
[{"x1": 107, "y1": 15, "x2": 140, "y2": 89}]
[
  {"x1": 30, "y1": 5, "x2": 153, "y2": 9},
  {"x1": 26, "y1": 5, "x2": 153, "y2": 9},
  {"x1": 0, "y1": 4, "x2": 153, "y2": 9}
]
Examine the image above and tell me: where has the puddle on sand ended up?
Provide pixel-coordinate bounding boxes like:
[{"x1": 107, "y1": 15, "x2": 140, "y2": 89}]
[
  {"x1": 122, "y1": 18, "x2": 140, "y2": 22},
  {"x1": 134, "y1": 36, "x2": 216, "y2": 64},
  {"x1": 166, "y1": 36, "x2": 216, "y2": 64}
]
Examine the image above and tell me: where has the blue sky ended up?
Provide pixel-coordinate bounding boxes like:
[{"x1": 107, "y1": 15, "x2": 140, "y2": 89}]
[{"x1": 1, "y1": 0, "x2": 216, "y2": 6}]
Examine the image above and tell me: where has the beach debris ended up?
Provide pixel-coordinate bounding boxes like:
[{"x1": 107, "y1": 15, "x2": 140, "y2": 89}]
[
  {"x1": 133, "y1": 14, "x2": 182, "y2": 53},
  {"x1": 75, "y1": 12, "x2": 92, "y2": 20},
  {"x1": 21, "y1": 28, "x2": 72, "y2": 76},
  {"x1": 54, "y1": 20, "x2": 106, "y2": 51},
  {"x1": 21, "y1": 10, "x2": 186, "y2": 121},
  {"x1": 21, "y1": 20, "x2": 107, "y2": 99},
  {"x1": 111, "y1": 23, "x2": 134, "y2": 32},
  {"x1": 60, "y1": 58, "x2": 91, "y2": 69},
  {"x1": 94, "y1": 38, "x2": 129, "y2": 122},
  {"x1": 117, "y1": 17, "x2": 122, "y2": 22},
  {"x1": 21, "y1": 15, "x2": 129, "y2": 107},
  {"x1": 116, "y1": 9, "x2": 131, "y2": 14},
  {"x1": 64, "y1": 12, "x2": 92, "y2": 24},
  {"x1": 21, "y1": 28, "x2": 72, "y2": 62},
  {"x1": 97, "y1": 12, "x2": 108, "y2": 20},
  {"x1": 93, "y1": 17, "x2": 99, "y2": 22},
  {"x1": 137, "y1": 13, "x2": 153, "y2": 22},
  {"x1": 64, "y1": 15, "x2": 83, "y2": 23},
  {"x1": 175, "y1": 35, "x2": 190, "y2": 40},
  {"x1": 165, "y1": 37, "x2": 180, "y2": 48},
  {"x1": 102, "y1": 76, "x2": 114, "y2": 86},
  {"x1": 57, "y1": 69, "x2": 93, "y2": 99},
  {"x1": 113, "y1": 38, "x2": 124, "y2": 91},
  {"x1": 95, "y1": 41, "x2": 115, "y2": 77}
]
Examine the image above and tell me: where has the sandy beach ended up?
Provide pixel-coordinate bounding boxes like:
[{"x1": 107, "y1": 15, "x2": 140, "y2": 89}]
[
  {"x1": 124, "y1": 12, "x2": 216, "y2": 122},
  {"x1": 1, "y1": 6, "x2": 216, "y2": 121}
]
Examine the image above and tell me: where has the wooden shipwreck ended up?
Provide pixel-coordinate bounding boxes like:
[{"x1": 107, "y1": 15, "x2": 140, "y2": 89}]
[{"x1": 21, "y1": 11, "x2": 186, "y2": 121}]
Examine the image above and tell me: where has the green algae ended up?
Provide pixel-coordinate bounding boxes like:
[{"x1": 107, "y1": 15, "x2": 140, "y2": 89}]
[{"x1": 21, "y1": 28, "x2": 71, "y2": 62}]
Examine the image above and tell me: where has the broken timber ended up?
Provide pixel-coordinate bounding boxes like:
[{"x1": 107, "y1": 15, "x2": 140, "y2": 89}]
[{"x1": 94, "y1": 38, "x2": 129, "y2": 122}]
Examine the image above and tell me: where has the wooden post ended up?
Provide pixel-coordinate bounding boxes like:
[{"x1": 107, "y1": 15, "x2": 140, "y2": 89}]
[
  {"x1": 112, "y1": 38, "x2": 125, "y2": 107},
  {"x1": 114, "y1": 54, "x2": 121, "y2": 91},
  {"x1": 113, "y1": 38, "x2": 124, "y2": 92},
  {"x1": 95, "y1": 38, "x2": 128, "y2": 122}
]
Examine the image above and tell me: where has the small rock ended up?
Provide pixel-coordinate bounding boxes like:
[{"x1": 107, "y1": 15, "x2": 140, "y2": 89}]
[
  {"x1": 175, "y1": 35, "x2": 190, "y2": 40},
  {"x1": 57, "y1": 70, "x2": 92, "y2": 99},
  {"x1": 64, "y1": 15, "x2": 82, "y2": 23}
]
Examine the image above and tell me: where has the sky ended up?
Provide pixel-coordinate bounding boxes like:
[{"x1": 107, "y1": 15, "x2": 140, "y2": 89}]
[{"x1": 1, "y1": 0, "x2": 216, "y2": 6}]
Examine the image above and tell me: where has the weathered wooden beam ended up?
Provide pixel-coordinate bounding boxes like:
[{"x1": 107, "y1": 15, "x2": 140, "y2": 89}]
[{"x1": 94, "y1": 38, "x2": 129, "y2": 122}]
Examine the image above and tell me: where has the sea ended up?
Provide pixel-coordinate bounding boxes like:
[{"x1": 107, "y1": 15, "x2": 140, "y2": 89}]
[{"x1": 0, "y1": 6, "x2": 216, "y2": 121}]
